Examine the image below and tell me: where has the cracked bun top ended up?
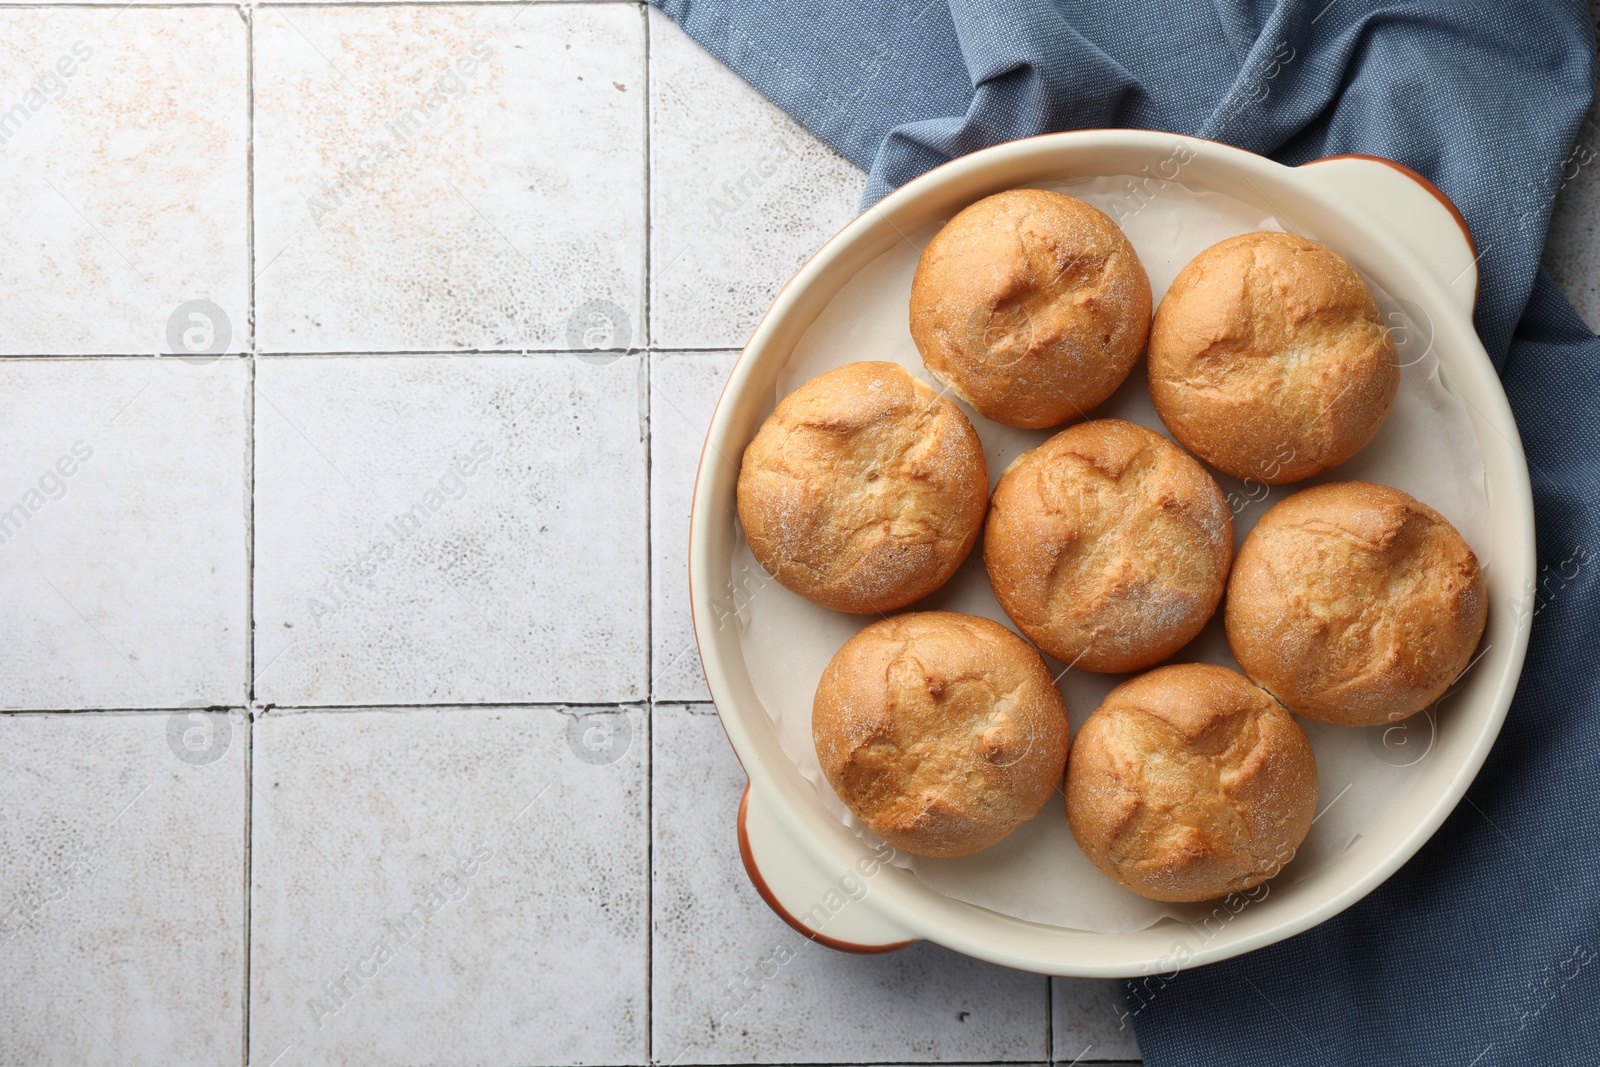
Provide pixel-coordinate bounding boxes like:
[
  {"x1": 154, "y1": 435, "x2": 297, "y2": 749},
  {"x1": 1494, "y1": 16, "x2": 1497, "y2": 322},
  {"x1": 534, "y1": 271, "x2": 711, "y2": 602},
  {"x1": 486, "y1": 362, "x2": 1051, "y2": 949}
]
[
  {"x1": 983, "y1": 418, "x2": 1233, "y2": 673},
  {"x1": 736, "y1": 361, "x2": 989, "y2": 614},
  {"x1": 1065, "y1": 663, "x2": 1317, "y2": 903},
  {"x1": 812, "y1": 611, "x2": 1071, "y2": 858},
  {"x1": 1147, "y1": 230, "x2": 1399, "y2": 483},
  {"x1": 909, "y1": 188, "x2": 1152, "y2": 429},
  {"x1": 1225, "y1": 481, "x2": 1487, "y2": 728}
]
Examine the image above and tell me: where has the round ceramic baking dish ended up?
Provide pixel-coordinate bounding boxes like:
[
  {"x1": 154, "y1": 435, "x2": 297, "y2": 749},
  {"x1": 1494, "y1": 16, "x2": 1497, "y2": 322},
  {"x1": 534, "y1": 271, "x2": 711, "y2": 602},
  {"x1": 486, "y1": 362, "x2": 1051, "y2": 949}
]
[{"x1": 688, "y1": 130, "x2": 1535, "y2": 977}]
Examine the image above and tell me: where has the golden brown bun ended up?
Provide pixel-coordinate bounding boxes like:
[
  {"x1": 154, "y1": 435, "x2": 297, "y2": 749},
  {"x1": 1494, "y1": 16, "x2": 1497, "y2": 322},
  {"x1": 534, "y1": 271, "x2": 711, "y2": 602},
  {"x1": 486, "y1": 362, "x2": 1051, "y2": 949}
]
[
  {"x1": 1065, "y1": 663, "x2": 1317, "y2": 902},
  {"x1": 736, "y1": 362, "x2": 988, "y2": 614},
  {"x1": 909, "y1": 189, "x2": 1152, "y2": 429},
  {"x1": 983, "y1": 419, "x2": 1232, "y2": 673},
  {"x1": 813, "y1": 611, "x2": 1070, "y2": 858},
  {"x1": 1147, "y1": 231, "x2": 1399, "y2": 483},
  {"x1": 1225, "y1": 481, "x2": 1487, "y2": 728}
]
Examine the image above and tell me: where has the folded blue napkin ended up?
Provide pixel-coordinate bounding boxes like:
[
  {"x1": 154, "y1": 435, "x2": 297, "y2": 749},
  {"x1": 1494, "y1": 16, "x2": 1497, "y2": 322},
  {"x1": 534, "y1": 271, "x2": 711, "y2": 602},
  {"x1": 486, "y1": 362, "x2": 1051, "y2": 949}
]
[{"x1": 653, "y1": 0, "x2": 1600, "y2": 1061}]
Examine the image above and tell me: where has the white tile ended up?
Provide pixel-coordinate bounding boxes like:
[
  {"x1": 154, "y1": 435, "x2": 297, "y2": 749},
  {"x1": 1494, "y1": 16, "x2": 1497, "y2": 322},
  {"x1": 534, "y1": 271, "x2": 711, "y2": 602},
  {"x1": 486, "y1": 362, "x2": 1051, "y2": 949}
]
[
  {"x1": 0, "y1": 9, "x2": 248, "y2": 355},
  {"x1": 0, "y1": 711, "x2": 246, "y2": 1066},
  {"x1": 649, "y1": 350, "x2": 736, "y2": 701},
  {"x1": 0, "y1": 359, "x2": 248, "y2": 709},
  {"x1": 651, "y1": 704, "x2": 1049, "y2": 1064},
  {"x1": 253, "y1": 4, "x2": 646, "y2": 353},
  {"x1": 648, "y1": 9, "x2": 863, "y2": 348},
  {"x1": 253, "y1": 354, "x2": 648, "y2": 706},
  {"x1": 250, "y1": 705, "x2": 647, "y2": 1067},
  {"x1": 1052, "y1": 978, "x2": 1141, "y2": 1063}
]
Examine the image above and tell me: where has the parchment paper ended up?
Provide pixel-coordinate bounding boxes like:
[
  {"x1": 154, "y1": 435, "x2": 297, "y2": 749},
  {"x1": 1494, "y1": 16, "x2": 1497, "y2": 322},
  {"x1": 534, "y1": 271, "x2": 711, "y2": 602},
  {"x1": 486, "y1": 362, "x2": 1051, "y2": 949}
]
[{"x1": 732, "y1": 177, "x2": 1491, "y2": 933}]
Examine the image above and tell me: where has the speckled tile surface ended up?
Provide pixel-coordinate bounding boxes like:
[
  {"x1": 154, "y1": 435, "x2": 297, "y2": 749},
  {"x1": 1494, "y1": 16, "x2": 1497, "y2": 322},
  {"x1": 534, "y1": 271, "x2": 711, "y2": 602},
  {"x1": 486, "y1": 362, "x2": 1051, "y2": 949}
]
[
  {"x1": 0, "y1": 8, "x2": 249, "y2": 355},
  {"x1": 253, "y1": 354, "x2": 648, "y2": 707},
  {"x1": 650, "y1": 350, "x2": 737, "y2": 703},
  {"x1": 20, "y1": 0, "x2": 1600, "y2": 1063},
  {"x1": 0, "y1": 359, "x2": 248, "y2": 710},
  {"x1": 0, "y1": 710, "x2": 246, "y2": 1066},
  {"x1": 1052, "y1": 980, "x2": 1141, "y2": 1063},
  {"x1": 648, "y1": 8, "x2": 863, "y2": 349},
  {"x1": 249, "y1": 705, "x2": 647, "y2": 1066},
  {"x1": 253, "y1": 4, "x2": 645, "y2": 353}
]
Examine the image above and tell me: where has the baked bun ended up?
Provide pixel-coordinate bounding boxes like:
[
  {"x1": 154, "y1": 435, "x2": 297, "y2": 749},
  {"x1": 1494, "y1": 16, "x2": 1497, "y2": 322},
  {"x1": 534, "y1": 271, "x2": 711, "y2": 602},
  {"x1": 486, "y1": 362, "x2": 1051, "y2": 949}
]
[
  {"x1": 984, "y1": 418, "x2": 1232, "y2": 673},
  {"x1": 737, "y1": 362, "x2": 988, "y2": 614},
  {"x1": 1066, "y1": 663, "x2": 1317, "y2": 902},
  {"x1": 813, "y1": 611, "x2": 1070, "y2": 858},
  {"x1": 1148, "y1": 231, "x2": 1399, "y2": 483},
  {"x1": 1226, "y1": 481, "x2": 1487, "y2": 728},
  {"x1": 909, "y1": 188, "x2": 1152, "y2": 429}
]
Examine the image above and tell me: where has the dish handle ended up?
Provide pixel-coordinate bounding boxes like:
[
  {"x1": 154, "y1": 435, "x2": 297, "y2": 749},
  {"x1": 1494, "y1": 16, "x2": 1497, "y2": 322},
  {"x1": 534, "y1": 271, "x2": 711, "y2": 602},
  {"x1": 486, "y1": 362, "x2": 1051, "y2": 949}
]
[
  {"x1": 737, "y1": 784, "x2": 920, "y2": 954},
  {"x1": 1296, "y1": 154, "x2": 1479, "y2": 318}
]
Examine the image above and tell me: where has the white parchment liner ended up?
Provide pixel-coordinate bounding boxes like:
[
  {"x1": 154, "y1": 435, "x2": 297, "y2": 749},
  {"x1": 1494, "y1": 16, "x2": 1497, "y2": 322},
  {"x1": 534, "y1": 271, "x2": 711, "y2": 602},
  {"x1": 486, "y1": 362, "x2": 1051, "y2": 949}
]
[{"x1": 733, "y1": 177, "x2": 1490, "y2": 933}]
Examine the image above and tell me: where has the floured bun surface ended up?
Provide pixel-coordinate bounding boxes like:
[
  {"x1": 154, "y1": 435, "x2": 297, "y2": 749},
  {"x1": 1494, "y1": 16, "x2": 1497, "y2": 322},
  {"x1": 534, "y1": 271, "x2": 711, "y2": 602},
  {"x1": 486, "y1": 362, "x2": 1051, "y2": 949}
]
[
  {"x1": 1226, "y1": 481, "x2": 1487, "y2": 728},
  {"x1": 984, "y1": 418, "x2": 1233, "y2": 673},
  {"x1": 1065, "y1": 663, "x2": 1317, "y2": 902},
  {"x1": 1148, "y1": 230, "x2": 1399, "y2": 483},
  {"x1": 909, "y1": 188, "x2": 1152, "y2": 429},
  {"x1": 813, "y1": 611, "x2": 1070, "y2": 858},
  {"x1": 736, "y1": 361, "x2": 988, "y2": 614}
]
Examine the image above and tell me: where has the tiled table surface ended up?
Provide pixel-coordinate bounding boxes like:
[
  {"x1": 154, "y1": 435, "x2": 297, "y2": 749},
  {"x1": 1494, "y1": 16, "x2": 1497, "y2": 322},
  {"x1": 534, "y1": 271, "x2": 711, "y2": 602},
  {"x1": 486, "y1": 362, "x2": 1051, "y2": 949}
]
[{"x1": 1, "y1": 3, "x2": 1595, "y2": 1065}]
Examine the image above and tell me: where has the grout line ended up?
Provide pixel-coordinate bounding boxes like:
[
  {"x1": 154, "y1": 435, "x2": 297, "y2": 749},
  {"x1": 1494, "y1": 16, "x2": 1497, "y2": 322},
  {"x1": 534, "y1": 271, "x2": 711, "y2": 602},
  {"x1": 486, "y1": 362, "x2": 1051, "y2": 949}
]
[
  {"x1": 0, "y1": 2, "x2": 242, "y2": 6},
  {"x1": 641, "y1": 0, "x2": 653, "y2": 355},
  {"x1": 281, "y1": 0, "x2": 641, "y2": 3},
  {"x1": 643, "y1": 704, "x2": 656, "y2": 1066},
  {"x1": 242, "y1": 347, "x2": 697, "y2": 357},
  {"x1": 0, "y1": 0, "x2": 638, "y2": 7},
  {"x1": 241, "y1": 714, "x2": 254, "y2": 1067},
  {"x1": 242, "y1": 7, "x2": 258, "y2": 311},
  {"x1": 242, "y1": 0, "x2": 257, "y2": 1059},
  {"x1": 1046, "y1": 976, "x2": 1054, "y2": 1064},
  {"x1": 641, "y1": 5, "x2": 655, "y2": 1062},
  {"x1": 256, "y1": 0, "x2": 640, "y2": 4},
  {"x1": 0, "y1": 346, "x2": 741, "y2": 359},
  {"x1": 0, "y1": 706, "x2": 254, "y2": 716},
  {"x1": 252, "y1": 348, "x2": 651, "y2": 357},
  {"x1": 262, "y1": 699, "x2": 655, "y2": 712},
  {"x1": 244, "y1": 440, "x2": 261, "y2": 701},
  {"x1": 0, "y1": 699, "x2": 676, "y2": 715},
  {"x1": 0, "y1": 353, "x2": 245, "y2": 361}
]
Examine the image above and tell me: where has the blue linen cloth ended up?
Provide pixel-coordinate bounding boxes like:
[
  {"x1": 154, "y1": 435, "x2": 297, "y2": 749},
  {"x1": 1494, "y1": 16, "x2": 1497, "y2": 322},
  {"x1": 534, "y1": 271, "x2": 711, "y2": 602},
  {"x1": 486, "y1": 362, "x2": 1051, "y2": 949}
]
[{"x1": 652, "y1": 0, "x2": 1600, "y2": 1061}]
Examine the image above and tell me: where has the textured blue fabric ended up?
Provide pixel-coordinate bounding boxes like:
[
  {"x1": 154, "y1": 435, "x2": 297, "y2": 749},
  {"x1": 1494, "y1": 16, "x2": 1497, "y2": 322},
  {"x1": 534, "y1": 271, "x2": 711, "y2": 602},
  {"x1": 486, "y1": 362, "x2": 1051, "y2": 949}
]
[{"x1": 653, "y1": 0, "x2": 1600, "y2": 1061}]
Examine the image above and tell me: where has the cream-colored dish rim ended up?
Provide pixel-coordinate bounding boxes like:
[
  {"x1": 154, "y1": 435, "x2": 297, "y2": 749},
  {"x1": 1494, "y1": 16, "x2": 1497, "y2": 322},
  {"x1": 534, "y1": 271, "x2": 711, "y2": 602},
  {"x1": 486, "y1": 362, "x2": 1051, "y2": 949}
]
[{"x1": 688, "y1": 130, "x2": 1535, "y2": 977}]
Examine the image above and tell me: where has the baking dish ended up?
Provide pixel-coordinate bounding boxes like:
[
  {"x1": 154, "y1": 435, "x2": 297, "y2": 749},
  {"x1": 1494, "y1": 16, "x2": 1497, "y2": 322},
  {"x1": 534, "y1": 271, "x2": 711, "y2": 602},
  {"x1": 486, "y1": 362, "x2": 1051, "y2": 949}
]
[{"x1": 688, "y1": 130, "x2": 1534, "y2": 976}]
